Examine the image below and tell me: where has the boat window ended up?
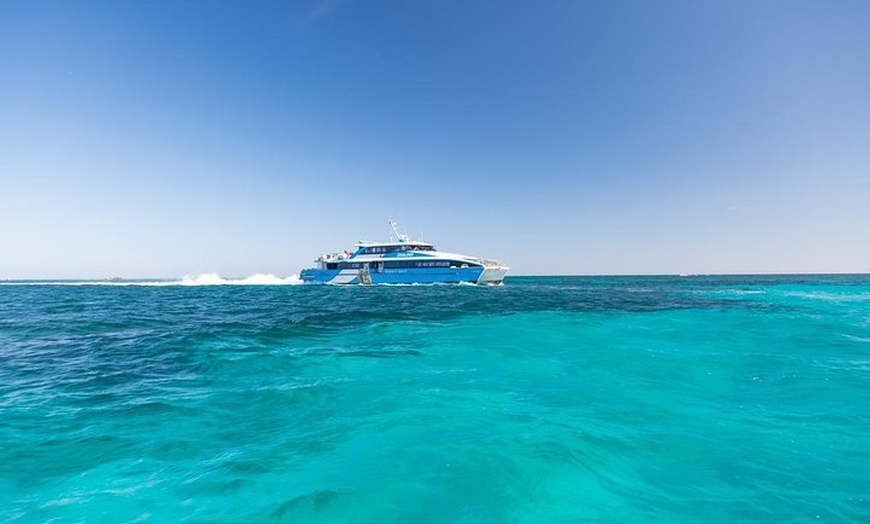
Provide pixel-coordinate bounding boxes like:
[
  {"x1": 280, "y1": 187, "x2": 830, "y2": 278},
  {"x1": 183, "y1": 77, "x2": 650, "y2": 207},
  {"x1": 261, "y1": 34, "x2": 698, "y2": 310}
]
[
  {"x1": 382, "y1": 260, "x2": 453, "y2": 269},
  {"x1": 360, "y1": 244, "x2": 436, "y2": 255},
  {"x1": 326, "y1": 263, "x2": 338, "y2": 270}
]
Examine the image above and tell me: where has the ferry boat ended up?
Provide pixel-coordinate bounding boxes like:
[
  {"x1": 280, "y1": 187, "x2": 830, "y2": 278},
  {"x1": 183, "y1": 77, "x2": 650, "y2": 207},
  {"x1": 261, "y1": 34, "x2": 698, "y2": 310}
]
[{"x1": 300, "y1": 221, "x2": 509, "y2": 285}]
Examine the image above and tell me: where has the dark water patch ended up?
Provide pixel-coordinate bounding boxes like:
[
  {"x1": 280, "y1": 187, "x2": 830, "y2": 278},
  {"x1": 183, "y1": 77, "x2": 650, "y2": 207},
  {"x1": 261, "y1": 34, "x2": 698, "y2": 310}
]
[
  {"x1": 146, "y1": 438, "x2": 211, "y2": 463},
  {"x1": 1, "y1": 434, "x2": 137, "y2": 487},
  {"x1": 271, "y1": 490, "x2": 349, "y2": 522},
  {"x1": 337, "y1": 349, "x2": 423, "y2": 358}
]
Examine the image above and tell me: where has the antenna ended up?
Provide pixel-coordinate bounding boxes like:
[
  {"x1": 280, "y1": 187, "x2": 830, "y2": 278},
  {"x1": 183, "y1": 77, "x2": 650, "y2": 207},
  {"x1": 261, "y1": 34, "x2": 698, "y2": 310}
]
[{"x1": 388, "y1": 217, "x2": 409, "y2": 243}]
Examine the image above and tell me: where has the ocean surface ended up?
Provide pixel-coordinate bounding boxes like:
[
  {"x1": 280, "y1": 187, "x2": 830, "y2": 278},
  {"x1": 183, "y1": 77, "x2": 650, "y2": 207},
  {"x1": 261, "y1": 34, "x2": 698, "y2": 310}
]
[{"x1": 1, "y1": 275, "x2": 868, "y2": 523}]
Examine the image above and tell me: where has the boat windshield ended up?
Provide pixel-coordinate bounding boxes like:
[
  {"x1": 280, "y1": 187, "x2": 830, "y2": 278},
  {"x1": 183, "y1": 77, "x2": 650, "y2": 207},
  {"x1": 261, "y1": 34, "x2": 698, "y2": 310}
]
[{"x1": 361, "y1": 244, "x2": 436, "y2": 254}]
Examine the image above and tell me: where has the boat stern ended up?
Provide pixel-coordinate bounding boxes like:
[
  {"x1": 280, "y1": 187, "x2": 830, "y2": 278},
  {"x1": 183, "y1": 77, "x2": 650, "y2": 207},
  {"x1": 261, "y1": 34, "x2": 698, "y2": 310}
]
[{"x1": 476, "y1": 260, "x2": 509, "y2": 285}]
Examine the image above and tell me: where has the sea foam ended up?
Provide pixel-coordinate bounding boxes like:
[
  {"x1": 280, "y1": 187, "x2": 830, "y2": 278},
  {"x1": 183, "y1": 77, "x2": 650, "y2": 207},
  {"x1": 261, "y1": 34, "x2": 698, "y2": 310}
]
[
  {"x1": 0, "y1": 274, "x2": 302, "y2": 286},
  {"x1": 179, "y1": 273, "x2": 301, "y2": 286}
]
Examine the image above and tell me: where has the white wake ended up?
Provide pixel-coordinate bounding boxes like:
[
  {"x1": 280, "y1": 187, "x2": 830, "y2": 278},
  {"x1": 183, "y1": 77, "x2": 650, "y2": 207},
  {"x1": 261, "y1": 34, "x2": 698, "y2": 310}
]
[
  {"x1": 178, "y1": 273, "x2": 302, "y2": 286},
  {"x1": 0, "y1": 273, "x2": 303, "y2": 286}
]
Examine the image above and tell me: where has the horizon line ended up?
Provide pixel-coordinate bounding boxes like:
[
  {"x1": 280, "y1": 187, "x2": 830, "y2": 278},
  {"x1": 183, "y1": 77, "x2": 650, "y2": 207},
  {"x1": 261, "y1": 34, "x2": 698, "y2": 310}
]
[{"x1": 2, "y1": 271, "x2": 869, "y2": 282}]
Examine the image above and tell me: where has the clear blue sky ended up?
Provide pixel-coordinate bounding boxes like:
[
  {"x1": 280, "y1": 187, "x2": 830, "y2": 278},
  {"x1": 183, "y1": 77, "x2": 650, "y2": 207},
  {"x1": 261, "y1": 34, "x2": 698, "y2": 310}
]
[{"x1": 2, "y1": 0, "x2": 868, "y2": 278}]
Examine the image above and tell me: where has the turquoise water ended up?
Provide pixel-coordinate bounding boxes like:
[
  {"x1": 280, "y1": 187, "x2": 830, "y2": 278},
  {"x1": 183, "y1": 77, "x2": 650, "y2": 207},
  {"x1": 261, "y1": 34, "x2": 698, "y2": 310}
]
[{"x1": 1, "y1": 275, "x2": 868, "y2": 523}]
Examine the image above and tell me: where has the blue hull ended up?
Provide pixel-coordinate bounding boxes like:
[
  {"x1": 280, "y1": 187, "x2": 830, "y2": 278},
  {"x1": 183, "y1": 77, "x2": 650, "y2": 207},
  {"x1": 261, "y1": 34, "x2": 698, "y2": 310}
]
[{"x1": 300, "y1": 267, "x2": 484, "y2": 285}]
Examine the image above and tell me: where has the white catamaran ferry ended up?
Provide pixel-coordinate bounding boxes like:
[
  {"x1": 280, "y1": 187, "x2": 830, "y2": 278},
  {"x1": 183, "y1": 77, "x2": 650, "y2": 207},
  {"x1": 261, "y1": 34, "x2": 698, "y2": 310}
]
[{"x1": 300, "y1": 221, "x2": 509, "y2": 285}]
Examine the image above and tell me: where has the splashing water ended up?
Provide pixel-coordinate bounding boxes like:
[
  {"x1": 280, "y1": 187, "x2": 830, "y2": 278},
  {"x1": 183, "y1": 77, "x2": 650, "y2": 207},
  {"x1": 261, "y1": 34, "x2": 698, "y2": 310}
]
[
  {"x1": 0, "y1": 273, "x2": 302, "y2": 286},
  {"x1": 179, "y1": 273, "x2": 302, "y2": 286}
]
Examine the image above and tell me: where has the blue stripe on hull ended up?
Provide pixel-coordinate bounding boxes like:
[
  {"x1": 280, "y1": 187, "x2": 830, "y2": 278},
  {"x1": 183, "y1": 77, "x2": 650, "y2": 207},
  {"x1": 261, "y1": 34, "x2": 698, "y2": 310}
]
[
  {"x1": 300, "y1": 267, "x2": 483, "y2": 284},
  {"x1": 299, "y1": 269, "x2": 340, "y2": 283},
  {"x1": 371, "y1": 267, "x2": 483, "y2": 284}
]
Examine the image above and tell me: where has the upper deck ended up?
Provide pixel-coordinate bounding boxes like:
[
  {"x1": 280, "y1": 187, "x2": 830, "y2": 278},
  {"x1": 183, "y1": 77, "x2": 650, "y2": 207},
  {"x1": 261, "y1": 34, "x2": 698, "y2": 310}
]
[{"x1": 353, "y1": 241, "x2": 436, "y2": 256}]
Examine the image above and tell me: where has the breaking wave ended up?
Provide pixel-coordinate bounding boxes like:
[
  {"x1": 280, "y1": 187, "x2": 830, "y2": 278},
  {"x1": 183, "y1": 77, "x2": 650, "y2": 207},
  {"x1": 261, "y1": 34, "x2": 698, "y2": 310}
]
[
  {"x1": 178, "y1": 273, "x2": 302, "y2": 286},
  {"x1": 0, "y1": 274, "x2": 302, "y2": 287}
]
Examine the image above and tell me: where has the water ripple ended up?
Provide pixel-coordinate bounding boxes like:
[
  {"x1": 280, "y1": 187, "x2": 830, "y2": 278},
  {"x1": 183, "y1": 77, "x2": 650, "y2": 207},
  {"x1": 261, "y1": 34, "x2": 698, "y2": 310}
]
[{"x1": 1, "y1": 275, "x2": 869, "y2": 522}]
